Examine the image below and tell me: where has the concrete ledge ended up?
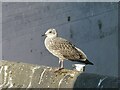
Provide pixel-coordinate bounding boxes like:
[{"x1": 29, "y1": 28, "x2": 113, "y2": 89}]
[
  {"x1": 74, "y1": 73, "x2": 118, "y2": 88},
  {"x1": 0, "y1": 60, "x2": 80, "y2": 88},
  {"x1": 0, "y1": 60, "x2": 118, "y2": 88}
]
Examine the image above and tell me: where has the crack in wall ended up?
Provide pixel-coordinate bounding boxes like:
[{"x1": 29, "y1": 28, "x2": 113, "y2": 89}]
[
  {"x1": 38, "y1": 69, "x2": 46, "y2": 85},
  {"x1": 97, "y1": 77, "x2": 108, "y2": 88}
]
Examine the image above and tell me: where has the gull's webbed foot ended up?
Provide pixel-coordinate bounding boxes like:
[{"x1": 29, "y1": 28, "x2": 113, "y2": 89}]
[{"x1": 54, "y1": 67, "x2": 64, "y2": 72}]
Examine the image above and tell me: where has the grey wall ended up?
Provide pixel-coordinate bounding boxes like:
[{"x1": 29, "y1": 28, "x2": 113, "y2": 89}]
[
  {"x1": 1, "y1": 0, "x2": 119, "y2": 2},
  {"x1": 0, "y1": 2, "x2": 2, "y2": 60},
  {"x1": 2, "y1": 2, "x2": 118, "y2": 77}
]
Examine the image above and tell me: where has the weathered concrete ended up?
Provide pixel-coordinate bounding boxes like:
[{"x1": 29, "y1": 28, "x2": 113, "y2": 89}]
[
  {"x1": 0, "y1": 60, "x2": 118, "y2": 88},
  {"x1": 74, "y1": 73, "x2": 118, "y2": 88},
  {"x1": 0, "y1": 60, "x2": 80, "y2": 88}
]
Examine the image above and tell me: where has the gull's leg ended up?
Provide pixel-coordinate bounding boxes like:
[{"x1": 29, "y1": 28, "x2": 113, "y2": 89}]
[
  {"x1": 59, "y1": 59, "x2": 64, "y2": 70},
  {"x1": 59, "y1": 60, "x2": 61, "y2": 68},
  {"x1": 55, "y1": 59, "x2": 64, "y2": 72}
]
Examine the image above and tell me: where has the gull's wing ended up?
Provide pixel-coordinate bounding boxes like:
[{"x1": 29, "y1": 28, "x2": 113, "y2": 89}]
[
  {"x1": 49, "y1": 37, "x2": 87, "y2": 61},
  {"x1": 75, "y1": 47, "x2": 87, "y2": 59}
]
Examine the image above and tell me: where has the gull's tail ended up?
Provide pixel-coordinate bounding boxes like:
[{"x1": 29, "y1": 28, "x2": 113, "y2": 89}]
[
  {"x1": 69, "y1": 59, "x2": 94, "y2": 65},
  {"x1": 84, "y1": 59, "x2": 94, "y2": 65}
]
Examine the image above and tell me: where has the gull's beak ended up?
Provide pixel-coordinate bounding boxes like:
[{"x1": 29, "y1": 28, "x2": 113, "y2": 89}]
[
  {"x1": 42, "y1": 33, "x2": 47, "y2": 37},
  {"x1": 42, "y1": 34, "x2": 45, "y2": 37}
]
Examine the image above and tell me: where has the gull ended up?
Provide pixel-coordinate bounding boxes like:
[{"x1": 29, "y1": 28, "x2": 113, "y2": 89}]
[{"x1": 42, "y1": 28, "x2": 93, "y2": 70}]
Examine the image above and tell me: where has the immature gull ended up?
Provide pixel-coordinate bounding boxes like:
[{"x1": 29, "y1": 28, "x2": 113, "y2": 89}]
[{"x1": 42, "y1": 28, "x2": 93, "y2": 70}]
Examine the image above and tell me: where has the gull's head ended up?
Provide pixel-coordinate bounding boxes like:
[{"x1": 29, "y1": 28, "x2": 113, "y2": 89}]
[{"x1": 44, "y1": 28, "x2": 58, "y2": 38}]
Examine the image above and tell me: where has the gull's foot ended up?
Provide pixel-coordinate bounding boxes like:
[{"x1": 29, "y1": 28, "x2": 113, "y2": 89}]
[{"x1": 54, "y1": 67, "x2": 64, "y2": 73}]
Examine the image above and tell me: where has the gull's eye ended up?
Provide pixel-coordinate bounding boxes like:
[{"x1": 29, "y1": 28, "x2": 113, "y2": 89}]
[{"x1": 49, "y1": 31, "x2": 52, "y2": 33}]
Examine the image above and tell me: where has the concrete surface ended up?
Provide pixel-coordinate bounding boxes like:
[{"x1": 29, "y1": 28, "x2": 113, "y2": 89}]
[
  {"x1": 0, "y1": 60, "x2": 80, "y2": 88},
  {"x1": 74, "y1": 73, "x2": 118, "y2": 88},
  {"x1": 1, "y1": 2, "x2": 118, "y2": 77},
  {"x1": 0, "y1": 60, "x2": 118, "y2": 88}
]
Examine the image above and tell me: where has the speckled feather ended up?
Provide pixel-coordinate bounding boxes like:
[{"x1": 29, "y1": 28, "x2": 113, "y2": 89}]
[
  {"x1": 45, "y1": 37, "x2": 87, "y2": 61},
  {"x1": 44, "y1": 28, "x2": 93, "y2": 65}
]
